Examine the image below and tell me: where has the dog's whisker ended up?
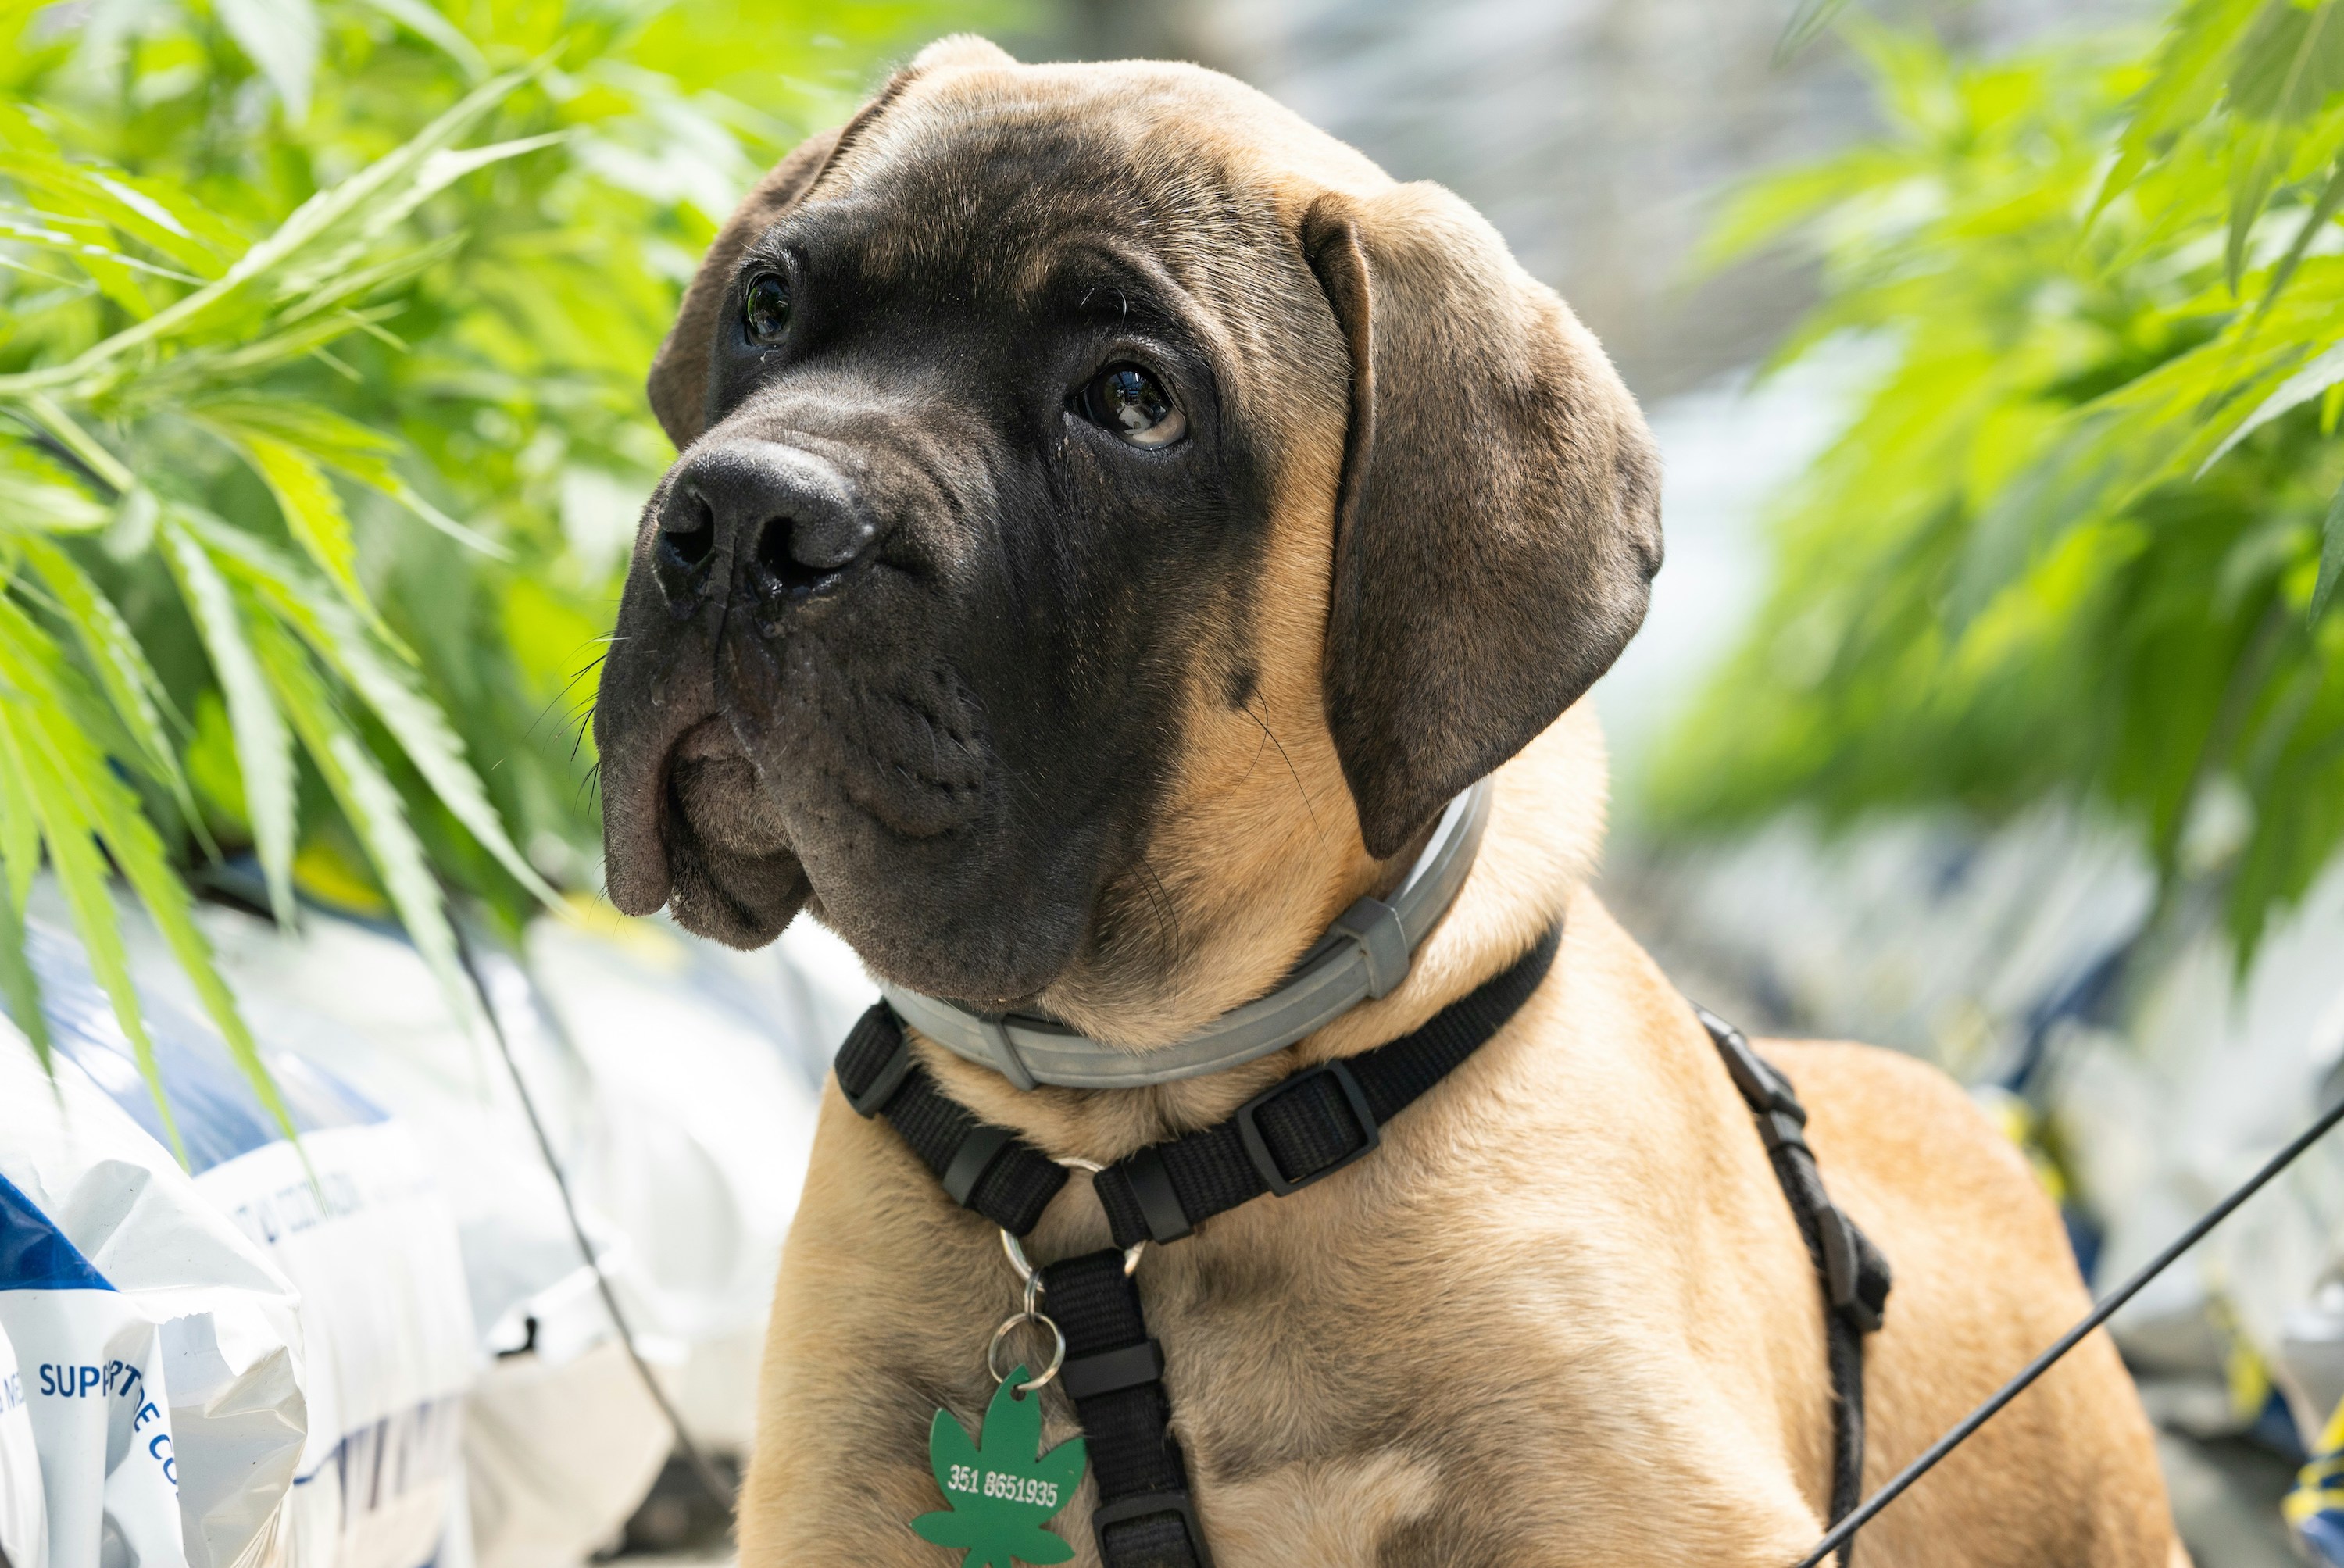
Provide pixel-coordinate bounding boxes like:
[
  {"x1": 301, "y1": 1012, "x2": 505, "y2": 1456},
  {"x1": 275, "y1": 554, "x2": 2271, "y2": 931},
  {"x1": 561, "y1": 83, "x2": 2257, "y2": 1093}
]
[
  {"x1": 1138, "y1": 852, "x2": 1182, "y2": 964},
  {"x1": 1246, "y1": 695, "x2": 1319, "y2": 832}
]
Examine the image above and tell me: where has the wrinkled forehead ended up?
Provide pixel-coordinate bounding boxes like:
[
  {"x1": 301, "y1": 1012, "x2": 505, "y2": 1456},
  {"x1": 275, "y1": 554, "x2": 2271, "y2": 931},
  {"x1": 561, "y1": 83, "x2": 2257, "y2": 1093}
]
[{"x1": 767, "y1": 63, "x2": 1381, "y2": 326}]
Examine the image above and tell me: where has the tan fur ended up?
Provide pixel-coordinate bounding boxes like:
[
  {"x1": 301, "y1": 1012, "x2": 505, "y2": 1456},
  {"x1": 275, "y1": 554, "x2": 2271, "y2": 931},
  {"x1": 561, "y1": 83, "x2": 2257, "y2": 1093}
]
[
  {"x1": 744, "y1": 717, "x2": 2178, "y2": 1565},
  {"x1": 727, "y1": 35, "x2": 2181, "y2": 1566}
]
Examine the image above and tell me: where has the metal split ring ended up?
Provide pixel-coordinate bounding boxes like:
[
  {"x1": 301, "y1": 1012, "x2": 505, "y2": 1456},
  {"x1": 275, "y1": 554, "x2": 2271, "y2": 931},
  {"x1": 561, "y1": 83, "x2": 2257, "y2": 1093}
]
[
  {"x1": 1001, "y1": 1225, "x2": 1146, "y2": 1283},
  {"x1": 987, "y1": 1309, "x2": 1066, "y2": 1391},
  {"x1": 995, "y1": 1153, "x2": 1147, "y2": 1284}
]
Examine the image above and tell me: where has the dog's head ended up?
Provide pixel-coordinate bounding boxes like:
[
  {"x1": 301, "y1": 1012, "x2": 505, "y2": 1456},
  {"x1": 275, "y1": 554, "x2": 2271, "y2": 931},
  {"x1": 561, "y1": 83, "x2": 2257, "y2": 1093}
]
[{"x1": 594, "y1": 38, "x2": 1660, "y2": 1035}]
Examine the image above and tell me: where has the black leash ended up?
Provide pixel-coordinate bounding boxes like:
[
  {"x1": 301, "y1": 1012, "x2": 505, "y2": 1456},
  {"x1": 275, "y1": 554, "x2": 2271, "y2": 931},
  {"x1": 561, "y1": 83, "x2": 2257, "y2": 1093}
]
[
  {"x1": 838, "y1": 927, "x2": 1896, "y2": 1566},
  {"x1": 1792, "y1": 1082, "x2": 2344, "y2": 1567},
  {"x1": 1698, "y1": 1008, "x2": 1892, "y2": 1566}
]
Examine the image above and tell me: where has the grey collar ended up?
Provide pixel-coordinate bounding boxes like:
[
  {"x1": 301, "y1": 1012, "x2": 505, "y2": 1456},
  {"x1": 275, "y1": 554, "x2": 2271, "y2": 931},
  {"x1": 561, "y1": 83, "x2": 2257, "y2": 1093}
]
[{"x1": 879, "y1": 778, "x2": 1494, "y2": 1090}]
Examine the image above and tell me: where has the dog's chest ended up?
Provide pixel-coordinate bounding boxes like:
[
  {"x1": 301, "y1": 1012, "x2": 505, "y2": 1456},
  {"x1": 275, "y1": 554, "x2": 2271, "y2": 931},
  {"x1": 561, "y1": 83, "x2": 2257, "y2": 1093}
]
[
  {"x1": 988, "y1": 1185, "x2": 1788, "y2": 1566},
  {"x1": 748, "y1": 1050, "x2": 1824, "y2": 1566}
]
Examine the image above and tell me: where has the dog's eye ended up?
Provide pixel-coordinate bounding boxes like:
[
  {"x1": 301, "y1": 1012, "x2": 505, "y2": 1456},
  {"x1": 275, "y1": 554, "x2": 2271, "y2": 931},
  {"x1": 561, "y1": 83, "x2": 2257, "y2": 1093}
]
[
  {"x1": 742, "y1": 272, "x2": 792, "y2": 347},
  {"x1": 1077, "y1": 364, "x2": 1185, "y2": 448}
]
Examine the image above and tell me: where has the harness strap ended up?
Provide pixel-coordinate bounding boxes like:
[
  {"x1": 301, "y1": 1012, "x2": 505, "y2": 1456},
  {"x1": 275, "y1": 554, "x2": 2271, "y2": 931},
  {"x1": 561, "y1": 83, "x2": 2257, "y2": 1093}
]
[
  {"x1": 1696, "y1": 1006, "x2": 1892, "y2": 1566},
  {"x1": 837, "y1": 934, "x2": 1893, "y2": 1568},
  {"x1": 835, "y1": 1004, "x2": 1069, "y2": 1234},
  {"x1": 1038, "y1": 1250, "x2": 1214, "y2": 1568},
  {"x1": 1092, "y1": 923, "x2": 1563, "y2": 1250}
]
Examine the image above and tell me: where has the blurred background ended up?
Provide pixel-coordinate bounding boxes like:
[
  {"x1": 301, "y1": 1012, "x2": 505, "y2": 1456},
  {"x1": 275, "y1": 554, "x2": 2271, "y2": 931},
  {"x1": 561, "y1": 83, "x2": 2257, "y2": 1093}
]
[{"x1": 3, "y1": 1, "x2": 2342, "y2": 1566}]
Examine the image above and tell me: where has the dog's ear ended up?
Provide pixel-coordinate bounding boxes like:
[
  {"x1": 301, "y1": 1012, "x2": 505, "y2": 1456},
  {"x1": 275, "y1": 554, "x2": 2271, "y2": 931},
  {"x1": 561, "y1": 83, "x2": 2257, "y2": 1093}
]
[{"x1": 1301, "y1": 185, "x2": 1663, "y2": 859}]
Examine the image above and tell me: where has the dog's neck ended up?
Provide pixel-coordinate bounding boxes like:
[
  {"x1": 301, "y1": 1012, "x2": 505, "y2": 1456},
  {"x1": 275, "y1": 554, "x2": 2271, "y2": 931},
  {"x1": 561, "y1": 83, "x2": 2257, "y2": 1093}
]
[{"x1": 909, "y1": 702, "x2": 1611, "y2": 1161}]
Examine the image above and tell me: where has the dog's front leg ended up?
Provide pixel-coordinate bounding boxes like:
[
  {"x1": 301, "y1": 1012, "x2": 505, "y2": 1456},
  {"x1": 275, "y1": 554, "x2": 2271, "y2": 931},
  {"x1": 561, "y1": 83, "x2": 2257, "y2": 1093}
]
[{"x1": 738, "y1": 1092, "x2": 1096, "y2": 1565}]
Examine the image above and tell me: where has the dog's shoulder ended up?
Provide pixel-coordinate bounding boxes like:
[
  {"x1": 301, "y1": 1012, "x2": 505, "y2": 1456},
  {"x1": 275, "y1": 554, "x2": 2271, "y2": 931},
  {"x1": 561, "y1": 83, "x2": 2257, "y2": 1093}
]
[{"x1": 1757, "y1": 1038, "x2": 2041, "y2": 1227}]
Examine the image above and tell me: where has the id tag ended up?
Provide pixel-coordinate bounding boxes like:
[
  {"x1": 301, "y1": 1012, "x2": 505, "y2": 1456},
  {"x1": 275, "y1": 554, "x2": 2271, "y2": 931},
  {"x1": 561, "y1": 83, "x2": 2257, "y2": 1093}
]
[{"x1": 910, "y1": 1367, "x2": 1088, "y2": 1567}]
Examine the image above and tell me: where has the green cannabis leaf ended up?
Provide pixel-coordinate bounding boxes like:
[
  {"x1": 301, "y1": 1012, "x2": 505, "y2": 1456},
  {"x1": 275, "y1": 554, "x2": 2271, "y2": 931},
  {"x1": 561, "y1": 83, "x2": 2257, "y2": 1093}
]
[{"x1": 910, "y1": 1370, "x2": 1087, "y2": 1568}]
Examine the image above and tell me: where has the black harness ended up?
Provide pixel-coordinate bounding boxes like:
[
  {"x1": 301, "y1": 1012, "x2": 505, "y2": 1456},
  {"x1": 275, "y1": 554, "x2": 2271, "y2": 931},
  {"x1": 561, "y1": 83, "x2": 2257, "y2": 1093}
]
[{"x1": 836, "y1": 926, "x2": 1891, "y2": 1566}]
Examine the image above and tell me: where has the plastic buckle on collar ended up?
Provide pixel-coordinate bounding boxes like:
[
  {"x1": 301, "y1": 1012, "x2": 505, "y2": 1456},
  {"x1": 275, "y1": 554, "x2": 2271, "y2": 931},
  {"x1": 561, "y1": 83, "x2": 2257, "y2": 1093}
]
[
  {"x1": 1236, "y1": 1059, "x2": 1380, "y2": 1198},
  {"x1": 974, "y1": 1014, "x2": 1038, "y2": 1092},
  {"x1": 1328, "y1": 895, "x2": 1410, "y2": 998},
  {"x1": 1093, "y1": 1491, "x2": 1216, "y2": 1568}
]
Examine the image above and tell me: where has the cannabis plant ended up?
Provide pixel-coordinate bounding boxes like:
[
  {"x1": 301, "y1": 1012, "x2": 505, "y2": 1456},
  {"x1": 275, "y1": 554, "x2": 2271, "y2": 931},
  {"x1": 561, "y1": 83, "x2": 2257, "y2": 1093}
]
[
  {"x1": 1655, "y1": 1, "x2": 2344, "y2": 967},
  {"x1": 0, "y1": 0, "x2": 1011, "y2": 1145}
]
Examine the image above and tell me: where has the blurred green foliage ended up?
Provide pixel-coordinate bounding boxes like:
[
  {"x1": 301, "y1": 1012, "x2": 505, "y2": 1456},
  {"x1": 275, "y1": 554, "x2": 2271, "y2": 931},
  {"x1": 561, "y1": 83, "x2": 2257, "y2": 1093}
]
[
  {"x1": 1655, "y1": 2, "x2": 2344, "y2": 966},
  {"x1": 0, "y1": 0, "x2": 1020, "y2": 1140}
]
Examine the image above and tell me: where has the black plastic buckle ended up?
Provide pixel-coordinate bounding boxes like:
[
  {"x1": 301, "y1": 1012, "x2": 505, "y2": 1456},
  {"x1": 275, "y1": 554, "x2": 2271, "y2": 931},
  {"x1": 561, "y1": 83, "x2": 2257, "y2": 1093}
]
[
  {"x1": 1120, "y1": 1145, "x2": 1194, "y2": 1244},
  {"x1": 1059, "y1": 1338, "x2": 1166, "y2": 1402},
  {"x1": 840, "y1": 1007, "x2": 914, "y2": 1118},
  {"x1": 1093, "y1": 1491, "x2": 1216, "y2": 1568},
  {"x1": 1820, "y1": 1205, "x2": 1890, "y2": 1334},
  {"x1": 1235, "y1": 1059, "x2": 1380, "y2": 1198},
  {"x1": 1695, "y1": 1004, "x2": 1806, "y2": 1123},
  {"x1": 942, "y1": 1125, "x2": 1011, "y2": 1209}
]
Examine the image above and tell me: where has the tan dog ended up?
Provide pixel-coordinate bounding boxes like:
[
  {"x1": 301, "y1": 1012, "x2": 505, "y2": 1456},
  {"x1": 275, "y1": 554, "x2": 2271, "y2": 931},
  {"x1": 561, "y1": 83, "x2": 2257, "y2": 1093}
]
[{"x1": 592, "y1": 37, "x2": 2185, "y2": 1566}]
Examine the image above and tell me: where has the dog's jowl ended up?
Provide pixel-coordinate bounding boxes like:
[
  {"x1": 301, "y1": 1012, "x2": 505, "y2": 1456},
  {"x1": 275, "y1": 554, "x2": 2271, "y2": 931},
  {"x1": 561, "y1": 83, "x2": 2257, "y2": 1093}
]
[{"x1": 595, "y1": 35, "x2": 2186, "y2": 1568}]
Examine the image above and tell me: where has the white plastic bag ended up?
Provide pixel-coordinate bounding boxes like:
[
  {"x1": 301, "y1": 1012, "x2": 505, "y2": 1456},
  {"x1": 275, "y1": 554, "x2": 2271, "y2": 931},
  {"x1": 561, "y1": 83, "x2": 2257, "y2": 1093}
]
[
  {"x1": 19, "y1": 913, "x2": 476, "y2": 1568},
  {"x1": 0, "y1": 1315, "x2": 47, "y2": 1568},
  {"x1": 0, "y1": 1077, "x2": 200, "y2": 1568},
  {"x1": 190, "y1": 1123, "x2": 472, "y2": 1568}
]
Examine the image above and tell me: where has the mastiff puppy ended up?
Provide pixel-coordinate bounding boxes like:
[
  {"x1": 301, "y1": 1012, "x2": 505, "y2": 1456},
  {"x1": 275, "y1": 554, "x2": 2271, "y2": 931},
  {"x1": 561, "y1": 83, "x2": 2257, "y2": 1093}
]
[{"x1": 594, "y1": 36, "x2": 2184, "y2": 1566}]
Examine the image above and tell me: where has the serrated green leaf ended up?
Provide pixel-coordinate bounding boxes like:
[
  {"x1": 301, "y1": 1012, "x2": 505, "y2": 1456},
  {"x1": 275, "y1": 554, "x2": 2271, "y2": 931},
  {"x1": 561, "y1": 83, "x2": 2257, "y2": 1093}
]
[
  {"x1": 245, "y1": 609, "x2": 474, "y2": 1024},
  {"x1": 15, "y1": 534, "x2": 198, "y2": 829},
  {"x1": 191, "y1": 518, "x2": 556, "y2": 905},
  {"x1": 2, "y1": 730, "x2": 176, "y2": 1149},
  {"x1": 0, "y1": 66, "x2": 533, "y2": 399},
  {"x1": 0, "y1": 216, "x2": 205, "y2": 282},
  {"x1": 0, "y1": 873, "x2": 52, "y2": 1077},
  {"x1": 2202, "y1": 339, "x2": 2344, "y2": 471},
  {"x1": 928, "y1": 1405, "x2": 980, "y2": 1499},
  {"x1": 0, "y1": 130, "x2": 237, "y2": 275},
  {"x1": 2253, "y1": 152, "x2": 2344, "y2": 319},
  {"x1": 2096, "y1": 0, "x2": 2266, "y2": 217},
  {"x1": 2314, "y1": 475, "x2": 2344, "y2": 622},
  {"x1": 0, "y1": 714, "x2": 38, "y2": 911},
  {"x1": 214, "y1": 0, "x2": 321, "y2": 121},
  {"x1": 187, "y1": 396, "x2": 403, "y2": 470},
  {"x1": 0, "y1": 710, "x2": 51, "y2": 1073},
  {"x1": 105, "y1": 818, "x2": 293, "y2": 1151},
  {"x1": 0, "y1": 456, "x2": 109, "y2": 533},
  {"x1": 277, "y1": 134, "x2": 565, "y2": 302},
  {"x1": 0, "y1": 609, "x2": 184, "y2": 1156},
  {"x1": 238, "y1": 432, "x2": 370, "y2": 615},
  {"x1": 357, "y1": 0, "x2": 488, "y2": 79},
  {"x1": 0, "y1": 634, "x2": 295, "y2": 1151},
  {"x1": 162, "y1": 520, "x2": 296, "y2": 925},
  {"x1": 187, "y1": 397, "x2": 508, "y2": 562},
  {"x1": 2229, "y1": 0, "x2": 2344, "y2": 122}
]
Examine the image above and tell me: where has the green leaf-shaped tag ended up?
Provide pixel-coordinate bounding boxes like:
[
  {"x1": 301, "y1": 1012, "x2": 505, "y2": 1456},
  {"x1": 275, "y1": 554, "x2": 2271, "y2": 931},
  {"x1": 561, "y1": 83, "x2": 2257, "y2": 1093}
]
[{"x1": 909, "y1": 1370, "x2": 1087, "y2": 1568}]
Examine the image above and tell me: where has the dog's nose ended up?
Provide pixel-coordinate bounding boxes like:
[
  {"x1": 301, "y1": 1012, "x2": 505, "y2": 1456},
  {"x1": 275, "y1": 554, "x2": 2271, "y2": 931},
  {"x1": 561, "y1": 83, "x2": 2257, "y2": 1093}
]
[{"x1": 652, "y1": 440, "x2": 877, "y2": 614}]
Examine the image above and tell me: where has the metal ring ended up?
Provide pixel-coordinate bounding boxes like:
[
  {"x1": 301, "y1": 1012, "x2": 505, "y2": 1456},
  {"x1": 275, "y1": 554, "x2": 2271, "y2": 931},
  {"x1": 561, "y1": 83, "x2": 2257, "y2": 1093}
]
[
  {"x1": 987, "y1": 1311, "x2": 1066, "y2": 1391},
  {"x1": 993, "y1": 1153, "x2": 1146, "y2": 1280},
  {"x1": 1002, "y1": 1227, "x2": 1146, "y2": 1281}
]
